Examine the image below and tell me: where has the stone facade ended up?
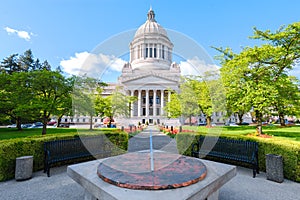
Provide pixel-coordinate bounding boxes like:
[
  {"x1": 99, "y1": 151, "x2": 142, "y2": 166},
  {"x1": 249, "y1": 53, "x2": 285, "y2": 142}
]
[{"x1": 116, "y1": 8, "x2": 181, "y2": 126}]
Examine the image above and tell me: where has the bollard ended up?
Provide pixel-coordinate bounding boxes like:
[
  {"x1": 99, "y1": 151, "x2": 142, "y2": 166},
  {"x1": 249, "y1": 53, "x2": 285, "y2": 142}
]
[
  {"x1": 15, "y1": 156, "x2": 33, "y2": 181},
  {"x1": 266, "y1": 154, "x2": 284, "y2": 183}
]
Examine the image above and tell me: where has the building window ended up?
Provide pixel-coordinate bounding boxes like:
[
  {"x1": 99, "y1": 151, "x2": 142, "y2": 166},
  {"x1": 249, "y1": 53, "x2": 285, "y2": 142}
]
[
  {"x1": 64, "y1": 118, "x2": 68, "y2": 122},
  {"x1": 77, "y1": 118, "x2": 79, "y2": 122},
  {"x1": 157, "y1": 108, "x2": 160, "y2": 115},
  {"x1": 83, "y1": 118, "x2": 85, "y2": 123},
  {"x1": 143, "y1": 96, "x2": 146, "y2": 104},
  {"x1": 156, "y1": 96, "x2": 160, "y2": 104},
  {"x1": 154, "y1": 48, "x2": 157, "y2": 58},
  {"x1": 145, "y1": 48, "x2": 148, "y2": 58},
  {"x1": 94, "y1": 119, "x2": 97, "y2": 122},
  {"x1": 149, "y1": 48, "x2": 153, "y2": 57},
  {"x1": 162, "y1": 45, "x2": 165, "y2": 59}
]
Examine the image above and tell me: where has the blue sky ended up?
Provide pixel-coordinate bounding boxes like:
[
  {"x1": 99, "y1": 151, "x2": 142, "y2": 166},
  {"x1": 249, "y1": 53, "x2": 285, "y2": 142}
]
[{"x1": 1, "y1": 0, "x2": 299, "y2": 81}]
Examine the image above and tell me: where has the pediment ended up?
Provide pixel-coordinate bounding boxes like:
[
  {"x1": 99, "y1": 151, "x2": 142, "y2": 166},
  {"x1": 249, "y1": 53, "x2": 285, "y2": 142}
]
[{"x1": 120, "y1": 72, "x2": 178, "y2": 85}]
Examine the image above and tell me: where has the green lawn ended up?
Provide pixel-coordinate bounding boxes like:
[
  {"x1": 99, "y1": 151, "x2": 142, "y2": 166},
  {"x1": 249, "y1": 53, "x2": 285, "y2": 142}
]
[
  {"x1": 0, "y1": 128, "x2": 78, "y2": 140},
  {"x1": 182, "y1": 125, "x2": 300, "y2": 142}
]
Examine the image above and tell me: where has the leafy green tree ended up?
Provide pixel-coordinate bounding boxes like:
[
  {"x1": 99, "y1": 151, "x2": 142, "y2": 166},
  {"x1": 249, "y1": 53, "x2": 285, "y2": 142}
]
[
  {"x1": 72, "y1": 76, "x2": 101, "y2": 130},
  {"x1": 273, "y1": 75, "x2": 300, "y2": 126},
  {"x1": 30, "y1": 69, "x2": 73, "y2": 134},
  {"x1": 0, "y1": 72, "x2": 36, "y2": 129},
  {"x1": 96, "y1": 88, "x2": 136, "y2": 128},
  {"x1": 164, "y1": 92, "x2": 182, "y2": 119},
  {"x1": 215, "y1": 22, "x2": 300, "y2": 134},
  {"x1": 0, "y1": 49, "x2": 40, "y2": 129}
]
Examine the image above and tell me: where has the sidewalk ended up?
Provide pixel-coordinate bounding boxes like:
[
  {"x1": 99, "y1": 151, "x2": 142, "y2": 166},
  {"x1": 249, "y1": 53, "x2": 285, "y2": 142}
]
[
  {"x1": 0, "y1": 126, "x2": 299, "y2": 199},
  {"x1": 0, "y1": 165, "x2": 299, "y2": 200}
]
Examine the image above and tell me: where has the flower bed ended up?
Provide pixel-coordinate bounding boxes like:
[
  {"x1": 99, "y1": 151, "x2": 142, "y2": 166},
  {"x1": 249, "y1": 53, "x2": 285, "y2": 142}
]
[{"x1": 159, "y1": 126, "x2": 179, "y2": 138}]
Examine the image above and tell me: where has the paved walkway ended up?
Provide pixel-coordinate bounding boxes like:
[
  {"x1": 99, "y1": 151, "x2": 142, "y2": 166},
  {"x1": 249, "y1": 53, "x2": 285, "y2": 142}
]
[{"x1": 0, "y1": 126, "x2": 299, "y2": 200}]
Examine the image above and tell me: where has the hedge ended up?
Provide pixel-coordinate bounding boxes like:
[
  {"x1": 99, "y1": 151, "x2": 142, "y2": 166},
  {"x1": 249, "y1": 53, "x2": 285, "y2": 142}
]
[
  {"x1": 0, "y1": 130, "x2": 128, "y2": 182},
  {"x1": 176, "y1": 132, "x2": 300, "y2": 182}
]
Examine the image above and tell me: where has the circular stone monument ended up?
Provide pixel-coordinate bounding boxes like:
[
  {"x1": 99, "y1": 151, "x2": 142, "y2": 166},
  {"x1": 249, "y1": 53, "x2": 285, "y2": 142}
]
[{"x1": 97, "y1": 151, "x2": 207, "y2": 190}]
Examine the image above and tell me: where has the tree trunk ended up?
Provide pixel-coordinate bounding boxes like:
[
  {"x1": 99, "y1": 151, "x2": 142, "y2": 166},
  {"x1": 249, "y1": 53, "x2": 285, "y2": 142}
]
[
  {"x1": 189, "y1": 115, "x2": 192, "y2": 126},
  {"x1": 237, "y1": 112, "x2": 244, "y2": 125},
  {"x1": 279, "y1": 113, "x2": 285, "y2": 126},
  {"x1": 255, "y1": 110, "x2": 263, "y2": 135},
  {"x1": 16, "y1": 117, "x2": 22, "y2": 131},
  {"x1": 57, "y1": 115, "x2": 63, "y2": 127},
  {"x1": 41, "y1": 111, "x2": 48, "y2": 135},
  {"x1": 89, "y1": 115, "x2": 93, "y2": 130},
  {"x1": 206, "y1": 116, "x2": 212, "y2": 127},
  {"x1": 108, "y1": 116, "x2": 113, "y2": 128}
]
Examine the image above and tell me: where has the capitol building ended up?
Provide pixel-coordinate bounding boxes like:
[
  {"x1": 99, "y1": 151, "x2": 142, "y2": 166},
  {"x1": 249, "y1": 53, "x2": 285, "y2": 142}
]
[
  {"x1": 61, "y1": 8, "x2": 251, "y2": 127},
  {"x1": 116, "y1": 8, "x2": 181, "y2": 126}
]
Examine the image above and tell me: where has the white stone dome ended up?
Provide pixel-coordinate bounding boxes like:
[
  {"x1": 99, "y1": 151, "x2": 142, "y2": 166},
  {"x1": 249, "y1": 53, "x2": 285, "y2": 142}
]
[
  {"x1": 134, "y1": 18, "x2": 168, "y2": 39},
  {"x1": 129, "y1": 8, "x2": 173, "y2": 70}
]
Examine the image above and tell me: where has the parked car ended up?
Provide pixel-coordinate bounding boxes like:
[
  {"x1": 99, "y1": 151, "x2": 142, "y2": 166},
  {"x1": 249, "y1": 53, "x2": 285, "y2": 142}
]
[
  {"x1": 21, "y1": 124, "x2": 32, "y2": 128},
  {"x1": 47, "y1": 121, "x2": 57, "y2": 126},
  {"x1": 28, "y1": 124, "x2": 43, "y2": 128},
  {"x1": 94, "y1": 122, "x2": 106, "y2": 128},
  {"x1": 198, "y1": 122, "x2": 207, "y2": 126},
  {"x1": 228, "y1": 123, "x2": 239, "y2": 126},
  {"x1": 6, "y1": 124, "x2": 16, "y2": 128},
  {"x1": 241, "y1": 122, "x2": 250, "y2": 125},
  {"x1": 58, "y1": 123, "x2": 70, "y2": 128}
]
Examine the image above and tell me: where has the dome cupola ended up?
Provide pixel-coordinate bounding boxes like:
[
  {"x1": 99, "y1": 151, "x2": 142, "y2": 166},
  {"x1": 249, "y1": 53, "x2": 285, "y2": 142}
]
[{"x1": 129, "y1": 8, "x2": 173, "y2": 70}]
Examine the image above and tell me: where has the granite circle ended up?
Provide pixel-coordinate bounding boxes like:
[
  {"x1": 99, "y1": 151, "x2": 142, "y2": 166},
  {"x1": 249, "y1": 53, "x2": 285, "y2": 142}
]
[{"x1": 97, "y1": 152, "x2": 207, "y2": 190}]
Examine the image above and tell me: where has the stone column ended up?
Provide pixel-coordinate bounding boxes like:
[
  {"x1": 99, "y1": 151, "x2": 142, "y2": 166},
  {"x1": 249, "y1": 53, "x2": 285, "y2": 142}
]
[
  {"x1": 146, "y1": 89, "x2": 149, "y2": 117},
  {"x1": 138, "y1": 90, "x2": 141, "y2": 117},
  {"x1": 161, "y1": 90, "x2": 164, "y2": 116},
  {"x1": 130, "y1": 90, "x2": 134, "y2": 117},
  {"x1": 153, "y1": 90, "x2": 157, "y2": 116},
  {"x1": 168, "y1": 90, "x2": 171, "y2": 117}
]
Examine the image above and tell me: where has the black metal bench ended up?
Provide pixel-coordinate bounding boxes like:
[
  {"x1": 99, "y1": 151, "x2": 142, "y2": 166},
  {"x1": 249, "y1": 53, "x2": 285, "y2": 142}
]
[
  {"x1": 44, "y1": 135, "x2": 112, "y2": 177},
  {"x1": 192, "y1": 136, "x2": 259, "y2": 177}
]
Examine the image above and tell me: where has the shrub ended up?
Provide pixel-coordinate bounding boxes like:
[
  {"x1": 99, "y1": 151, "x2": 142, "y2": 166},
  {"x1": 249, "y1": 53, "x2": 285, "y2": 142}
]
[
  {"x1": 176, "y1": 132, "x2": 300, "y2": 182},
  {"x1": 0, "y1": 131, "x2": 128, "y2": 181}
]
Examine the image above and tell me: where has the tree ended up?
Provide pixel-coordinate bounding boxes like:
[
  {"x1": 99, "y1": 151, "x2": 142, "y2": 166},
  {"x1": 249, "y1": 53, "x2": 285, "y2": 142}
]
[
  {"x1": 72, "y1": 76, "x2": 101, "y2": 130},
  {"x1": 164, "y1": 92, "x2": 182, "y2": 119},
  {"x1": 215, "y1": 22, "x2": 300, "y2": 134},
  {"x1": 30, "y1": 69, "x2": 73, "y2": 134},
  {"x1": 96, "y1": 88, "x2": 136, "y2": 128},
  {"x1": 0, "y1": 71, "x2": 36, "y2": 129},
  {"x1": 0, "y1": 50, "x2": 40, "y2": 129},
  {"x1": 273, "y1": 75, "x2": 300, "y2": 126}
]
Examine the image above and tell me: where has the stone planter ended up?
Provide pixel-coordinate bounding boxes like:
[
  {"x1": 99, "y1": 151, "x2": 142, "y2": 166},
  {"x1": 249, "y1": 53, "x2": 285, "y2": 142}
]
[
  {"x1": 266, "y1": 154, "x2": 284, "y2": 183},
  {"x1": 15, "y1": 156, "x2": 33, "y2": 181}
]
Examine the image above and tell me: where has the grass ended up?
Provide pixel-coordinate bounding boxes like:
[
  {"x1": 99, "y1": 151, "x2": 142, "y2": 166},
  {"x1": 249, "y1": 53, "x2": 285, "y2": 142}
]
[
  {"x1": 0, "y1": 127, "x2": 120, "y2": 140},
  {"x1": 182, "y1": 125, "x2": 300, "y2": 142}
]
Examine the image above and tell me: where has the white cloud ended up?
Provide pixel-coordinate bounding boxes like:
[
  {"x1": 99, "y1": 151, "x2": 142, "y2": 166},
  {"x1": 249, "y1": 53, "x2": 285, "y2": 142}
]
[
  {"x1": 4, "y1": 26, "x2": 32, "y2": 41},
  {"x1": 180, "y1": 56, "x2": 220, "y2": 76},
  {"x1": 60, "y1": 52, "x2": 126, "y2": 78}
]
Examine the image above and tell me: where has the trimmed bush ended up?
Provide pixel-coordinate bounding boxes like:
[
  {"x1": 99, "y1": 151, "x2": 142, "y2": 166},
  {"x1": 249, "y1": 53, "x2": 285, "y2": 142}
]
[
  {"x1": 0, "y1": 131, "x2": 128, "y2": 181},
  {"x1": 176, "y1": 132, "x2": 300, "y2": 182}
]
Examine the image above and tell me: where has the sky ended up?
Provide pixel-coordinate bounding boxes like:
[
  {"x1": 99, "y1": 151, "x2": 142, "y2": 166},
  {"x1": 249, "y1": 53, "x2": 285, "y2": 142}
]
[{"x1": 1, "y1": 0, "x2": 299, "y2": 81}]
